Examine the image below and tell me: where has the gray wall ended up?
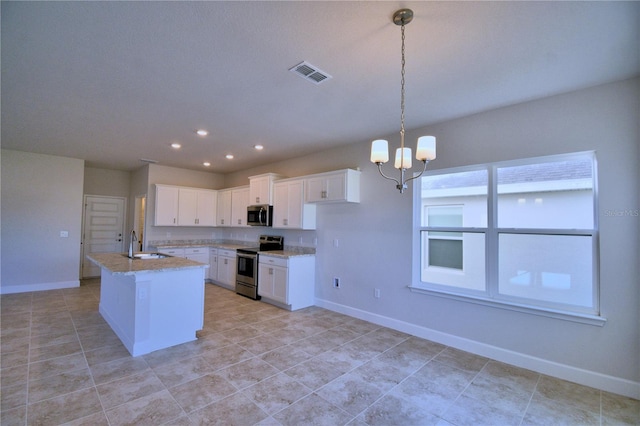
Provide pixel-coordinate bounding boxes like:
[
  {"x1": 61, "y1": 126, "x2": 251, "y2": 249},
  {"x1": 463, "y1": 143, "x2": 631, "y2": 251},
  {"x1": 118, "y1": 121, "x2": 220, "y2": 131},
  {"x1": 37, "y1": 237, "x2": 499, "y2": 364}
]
[
  {"x1": 84, "y1": 167, "x2": 131, "y2": 198},
  {"x1": 1, "y1": 150, "x2": 85, "y2": 292},
  {"x1": 229, "y1": 78, "x2": 640, "y2": 396}
]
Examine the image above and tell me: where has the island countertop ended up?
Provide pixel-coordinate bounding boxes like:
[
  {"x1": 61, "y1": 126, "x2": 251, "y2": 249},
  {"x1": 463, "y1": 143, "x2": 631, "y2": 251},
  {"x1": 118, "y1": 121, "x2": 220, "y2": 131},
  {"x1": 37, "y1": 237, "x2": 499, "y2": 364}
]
[{"x1": 87, "y1": 252, "x2": 208, "y2": 275}]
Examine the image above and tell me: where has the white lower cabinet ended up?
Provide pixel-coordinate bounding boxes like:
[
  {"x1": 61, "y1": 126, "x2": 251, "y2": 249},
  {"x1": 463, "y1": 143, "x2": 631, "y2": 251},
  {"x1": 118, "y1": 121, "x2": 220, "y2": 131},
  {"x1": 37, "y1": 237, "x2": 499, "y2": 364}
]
[
  {"x1": 258, "y1": 255, "x2": 315, "y2": 310},
  {"x1": 158, "y1": 247, "x2": 210, "y2": 281},
  {"x1": 184, "y1": 247, "x2": 209, "y2": 279},
  {"x1": 208, "y1": 248, "x2": 218, "y2": 282},
  {"x1": 216, "y1": 249, "x2": 237, "y2": 289}
]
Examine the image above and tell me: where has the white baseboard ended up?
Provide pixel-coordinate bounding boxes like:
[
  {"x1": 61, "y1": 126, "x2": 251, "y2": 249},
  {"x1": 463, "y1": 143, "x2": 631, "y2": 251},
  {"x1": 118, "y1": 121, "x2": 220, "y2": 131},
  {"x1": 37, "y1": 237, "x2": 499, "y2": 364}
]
[
  {"x1": 0, "y1": 280, "x2": 80, "y2": 295},
  {"x1": 315, "y1": 297, "x2": 640, "y2": 400}
]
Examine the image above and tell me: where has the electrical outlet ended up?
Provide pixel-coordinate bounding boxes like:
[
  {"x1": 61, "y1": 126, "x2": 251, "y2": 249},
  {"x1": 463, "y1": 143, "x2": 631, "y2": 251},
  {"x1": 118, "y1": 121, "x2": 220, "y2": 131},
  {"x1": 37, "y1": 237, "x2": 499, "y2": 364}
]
[
  {"x1": 333, "y1": 277, "x2": 340, "y2": 288},
  {"x1": 374, "y1": 288, "x2": 381, "y2": 298}
]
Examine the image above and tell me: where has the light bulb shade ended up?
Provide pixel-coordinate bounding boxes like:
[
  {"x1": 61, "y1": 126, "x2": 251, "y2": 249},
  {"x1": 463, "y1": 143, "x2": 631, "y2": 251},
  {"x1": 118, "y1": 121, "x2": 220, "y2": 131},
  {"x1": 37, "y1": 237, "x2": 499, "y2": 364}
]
[
  {"x1": 395, "y1": 147, "x2": 412, "y2": 169},
  {"x1": 370, "y1": 139, "x2": 389, "y2": 163},
  {"x1": 416, "y1": 136, "x2": 436, "y2": 161}
]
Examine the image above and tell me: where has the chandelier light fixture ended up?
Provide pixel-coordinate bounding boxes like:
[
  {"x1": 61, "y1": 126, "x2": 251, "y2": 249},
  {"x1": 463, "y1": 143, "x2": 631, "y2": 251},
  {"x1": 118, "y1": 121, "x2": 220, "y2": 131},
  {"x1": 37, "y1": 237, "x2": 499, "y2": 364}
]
[{"x1": 370, "y1": 8, "x2": 436, "y2": 193}]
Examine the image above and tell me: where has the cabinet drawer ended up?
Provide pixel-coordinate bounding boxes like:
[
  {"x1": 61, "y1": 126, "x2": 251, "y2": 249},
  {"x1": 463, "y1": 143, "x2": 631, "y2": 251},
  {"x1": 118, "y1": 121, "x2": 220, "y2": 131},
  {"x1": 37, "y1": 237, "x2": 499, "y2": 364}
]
[
  {"x1": 159, "y1": 248, "x2": 185, "y2": 257},
  {"x1": 218, "y1": 249, "x2": 236, "y2": 258},
  {"x1": 185, "y1": 247, "x2": 208, "y2": 255},
  {"x1": 259, "y1": 256, "x2": 287, "y2": 268}
]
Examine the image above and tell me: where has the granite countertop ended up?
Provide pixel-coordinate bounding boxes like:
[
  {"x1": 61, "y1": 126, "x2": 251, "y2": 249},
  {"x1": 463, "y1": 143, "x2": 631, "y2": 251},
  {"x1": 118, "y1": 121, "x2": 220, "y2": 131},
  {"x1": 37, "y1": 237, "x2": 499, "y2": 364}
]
[
  {"x1": 87, "y1": 252, "x2": 208, "y2": 275},
  {"x1": 257, "y1": 249, "x2": 315, "y2": 259},
  {"x1": 149, "y1": 239, "x2": 315, "y2": 258},
  {"x1": 151, "y1": 240, "x2": 255, "y2": 251}
]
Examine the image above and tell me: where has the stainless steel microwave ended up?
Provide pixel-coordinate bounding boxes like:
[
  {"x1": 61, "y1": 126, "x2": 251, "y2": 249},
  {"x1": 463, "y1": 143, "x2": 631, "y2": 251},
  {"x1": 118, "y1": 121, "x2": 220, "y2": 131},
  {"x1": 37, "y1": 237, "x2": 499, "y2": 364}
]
[{"x1": 247, "y1": 205, "x2": 272, "y2": 226}]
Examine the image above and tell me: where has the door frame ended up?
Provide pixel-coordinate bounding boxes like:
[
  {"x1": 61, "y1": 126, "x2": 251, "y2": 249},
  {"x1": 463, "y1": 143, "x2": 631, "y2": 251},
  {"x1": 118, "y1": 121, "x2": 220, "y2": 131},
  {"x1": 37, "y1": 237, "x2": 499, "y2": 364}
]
[
  {"x1": 133, "y1": 194, "x2": 147, "y2": 251},
  {"x1": 81, "y1": 194, "x2": 127, "y2": 278}
]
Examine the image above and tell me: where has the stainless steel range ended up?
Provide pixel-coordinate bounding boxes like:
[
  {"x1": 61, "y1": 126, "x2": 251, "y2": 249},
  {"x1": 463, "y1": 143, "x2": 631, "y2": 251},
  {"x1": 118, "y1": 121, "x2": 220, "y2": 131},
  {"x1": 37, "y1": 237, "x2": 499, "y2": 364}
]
[{"x1": 236, "y1": 235, "x2": 283, "y2": 300}]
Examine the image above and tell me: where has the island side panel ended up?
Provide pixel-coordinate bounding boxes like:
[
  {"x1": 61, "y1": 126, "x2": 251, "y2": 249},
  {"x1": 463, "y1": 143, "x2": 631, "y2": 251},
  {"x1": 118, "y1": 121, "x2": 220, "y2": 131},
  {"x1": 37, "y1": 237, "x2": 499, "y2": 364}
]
[
  {"x1": 99, "y1": 270, "x2": 137, "y2": 353},
  {"x1": 99, "y1": 267, "x2": 205, "y2": 356},
  {"x1": 133, "y1": 268, "x2": 205, "y2": 356}
]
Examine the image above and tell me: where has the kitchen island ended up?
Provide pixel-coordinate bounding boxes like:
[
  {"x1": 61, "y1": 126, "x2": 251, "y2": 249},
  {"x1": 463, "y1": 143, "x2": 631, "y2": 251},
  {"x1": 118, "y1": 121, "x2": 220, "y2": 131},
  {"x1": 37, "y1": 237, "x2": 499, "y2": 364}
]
[{"x1": 87, "y1": 252, "x2": 208, "y2": 356}]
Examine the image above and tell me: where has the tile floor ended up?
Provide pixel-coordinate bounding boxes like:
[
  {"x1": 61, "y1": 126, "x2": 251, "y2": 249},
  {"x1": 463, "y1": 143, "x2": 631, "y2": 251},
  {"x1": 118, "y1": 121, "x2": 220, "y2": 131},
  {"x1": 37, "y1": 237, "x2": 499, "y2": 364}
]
[{"x1": 1, "y1": 279, "x2": 638, "y2": 426}]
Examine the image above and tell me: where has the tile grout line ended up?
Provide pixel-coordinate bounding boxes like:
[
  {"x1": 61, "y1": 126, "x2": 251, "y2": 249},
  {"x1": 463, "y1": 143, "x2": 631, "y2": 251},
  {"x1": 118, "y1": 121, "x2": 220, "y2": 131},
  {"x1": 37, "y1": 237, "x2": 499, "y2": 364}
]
[{"x1": 519, "y1": 373, "x2": 542, "y2": 426}]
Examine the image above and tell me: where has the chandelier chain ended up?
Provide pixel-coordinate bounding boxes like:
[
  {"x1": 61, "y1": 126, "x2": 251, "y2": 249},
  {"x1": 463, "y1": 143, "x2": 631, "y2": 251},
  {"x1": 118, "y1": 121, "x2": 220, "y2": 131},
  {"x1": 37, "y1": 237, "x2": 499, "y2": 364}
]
[
  {"x1": 400, "y1": 23, "x2": 406, "y2": 141},
  {"x1": 370, "y1": 8, "x2": 434, "y2": 193}
]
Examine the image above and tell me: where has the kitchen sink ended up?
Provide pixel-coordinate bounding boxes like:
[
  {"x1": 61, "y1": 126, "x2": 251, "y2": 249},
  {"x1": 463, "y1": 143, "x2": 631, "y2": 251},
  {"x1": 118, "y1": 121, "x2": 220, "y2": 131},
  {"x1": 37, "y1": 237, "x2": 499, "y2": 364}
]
[{"x1": 123, "y1": 253, "x2": 171, "y2": 260}]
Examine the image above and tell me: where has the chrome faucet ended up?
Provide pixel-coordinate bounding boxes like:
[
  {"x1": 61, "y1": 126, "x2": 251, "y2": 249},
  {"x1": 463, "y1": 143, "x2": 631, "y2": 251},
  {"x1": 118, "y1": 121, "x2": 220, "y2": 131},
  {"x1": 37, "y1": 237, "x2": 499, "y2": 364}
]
[{"x1": 128, "y1": 230, "x2": 137, "y2": 258}]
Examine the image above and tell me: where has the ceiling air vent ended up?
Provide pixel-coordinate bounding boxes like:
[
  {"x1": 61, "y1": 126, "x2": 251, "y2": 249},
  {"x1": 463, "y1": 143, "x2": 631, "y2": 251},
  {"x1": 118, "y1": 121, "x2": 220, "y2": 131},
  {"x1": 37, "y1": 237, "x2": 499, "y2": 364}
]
[{"x1": 289, "y1": 61, "x2": 332, "y2": 85}]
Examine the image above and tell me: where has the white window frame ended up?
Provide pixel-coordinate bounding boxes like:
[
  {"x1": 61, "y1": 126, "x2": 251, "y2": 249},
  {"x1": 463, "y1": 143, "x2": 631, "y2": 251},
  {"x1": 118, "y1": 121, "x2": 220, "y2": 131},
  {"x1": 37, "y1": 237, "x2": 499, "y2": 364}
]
[{"x1": 410, "y1": 151, "x2": 604, "y2": 326}]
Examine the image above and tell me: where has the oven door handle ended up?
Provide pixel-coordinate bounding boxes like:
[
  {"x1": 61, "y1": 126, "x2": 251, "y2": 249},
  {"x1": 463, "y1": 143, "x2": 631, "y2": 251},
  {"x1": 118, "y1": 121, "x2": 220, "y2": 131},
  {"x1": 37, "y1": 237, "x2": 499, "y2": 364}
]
[{"x1": 236, "y1": 253, "x2": 256, "y2": 260}]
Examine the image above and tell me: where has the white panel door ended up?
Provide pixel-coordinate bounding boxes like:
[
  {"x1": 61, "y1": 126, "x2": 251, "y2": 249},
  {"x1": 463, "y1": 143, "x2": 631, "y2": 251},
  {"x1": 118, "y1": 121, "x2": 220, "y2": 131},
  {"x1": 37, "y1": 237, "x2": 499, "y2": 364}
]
[{"x1": 82, "y1": 196, "x2": 126, "y2": 278}]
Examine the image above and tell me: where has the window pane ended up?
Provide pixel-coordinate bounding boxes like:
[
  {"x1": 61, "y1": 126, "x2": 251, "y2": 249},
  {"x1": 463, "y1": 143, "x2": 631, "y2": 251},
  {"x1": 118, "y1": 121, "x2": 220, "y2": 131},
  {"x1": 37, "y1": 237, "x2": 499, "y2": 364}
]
[
  {"x1": 428, "y1": 238, "x2": 463, "y2": 269},
  {"x1": 421, "y1": 231, "x2": 485, "y2": 291},
  {"x1": 420, "y1": 170, "x2": 487, "y2": 227},
  {"x1": 427, "y1": 206, "x2": 463, "y2": 227},
  {"x1": 498, "y1": 233, "x2": 594, "y2": 309},
  {"x1": 497, "y1": 156, "x2": 594, "y2": 229}
]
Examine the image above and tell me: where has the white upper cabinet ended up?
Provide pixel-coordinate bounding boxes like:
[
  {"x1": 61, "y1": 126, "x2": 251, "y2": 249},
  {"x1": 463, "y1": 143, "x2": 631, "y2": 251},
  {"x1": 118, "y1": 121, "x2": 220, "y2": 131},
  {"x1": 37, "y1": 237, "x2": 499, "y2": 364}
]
[
  {"x1": 216, "y1": 189, "x2": 232, "y2": 226},
  {"x1": 177, "y1": 188, "x2": 217, "y2": 226},
  {"x1": 155, "y1": 185, "x2": 217, "y2": 227},
  {"x1": 304, "y1": 169, "x2": 361, "y2": 203},
  {"x1": 273, "y1": 178, "x2": 316, "y2": 229},
  {"x1": 155, "y1": 185, "x2": 180, "y2": 226},
  {"x1": 248, "y1": 173, "x2": 283, "y2": 205},
  {"x1": 231, "y1": 186, "x2": 250, "y2": 227},
  {"x1": 216, "y1": 186, "x2": 250, "y2": 227}
]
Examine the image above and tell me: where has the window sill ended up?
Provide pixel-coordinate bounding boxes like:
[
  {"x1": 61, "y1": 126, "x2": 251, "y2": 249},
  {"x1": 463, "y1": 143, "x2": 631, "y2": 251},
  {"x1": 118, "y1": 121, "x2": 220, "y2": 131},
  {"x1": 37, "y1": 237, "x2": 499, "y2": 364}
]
[{"x1": 408, "y1": 285, "x2": 606, "y2": 326}]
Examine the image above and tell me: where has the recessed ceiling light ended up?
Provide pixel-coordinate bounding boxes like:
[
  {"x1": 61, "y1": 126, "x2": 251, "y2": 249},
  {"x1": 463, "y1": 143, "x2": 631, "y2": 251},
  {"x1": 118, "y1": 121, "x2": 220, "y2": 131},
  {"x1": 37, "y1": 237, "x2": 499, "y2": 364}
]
[
  {"x1": 196, "y1": 129, "x2": 209, "y2": 136},
  {"x1": 171, "y1": 143, "x2": 181, "y2": 149},
  {"x1": 203, "y1": 162, "x2": 211, "y2": 167},
  {"x1": 254, "y1": 144, "x2": 264, "y2": 150},
  {"x1": 225, "y1": 154, "x2": 234, "y2": 160}
]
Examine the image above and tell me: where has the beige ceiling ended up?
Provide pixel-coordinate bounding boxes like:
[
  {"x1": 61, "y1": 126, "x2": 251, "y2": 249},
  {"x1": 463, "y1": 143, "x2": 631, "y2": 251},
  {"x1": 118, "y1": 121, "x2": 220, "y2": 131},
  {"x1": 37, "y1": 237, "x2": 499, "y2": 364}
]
[{"x1": 2, "y1": 1, "x2": 639, "y2": 173}]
